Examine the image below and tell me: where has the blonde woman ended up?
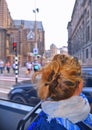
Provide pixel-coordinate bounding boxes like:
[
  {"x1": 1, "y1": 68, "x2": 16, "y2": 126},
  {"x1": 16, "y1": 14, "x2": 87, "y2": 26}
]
[{"x1": 28, "y1": 54, "x2": 92, "y2": 130}]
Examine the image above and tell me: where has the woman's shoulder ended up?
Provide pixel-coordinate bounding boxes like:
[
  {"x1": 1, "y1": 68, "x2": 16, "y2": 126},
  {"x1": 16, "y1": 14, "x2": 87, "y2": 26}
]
[
  {"x1": 80, "y1": 93, "x2": 89, "y2": 102},
  {"x1": 28, "y1": 111, "x2": 67, "y2": 130}
]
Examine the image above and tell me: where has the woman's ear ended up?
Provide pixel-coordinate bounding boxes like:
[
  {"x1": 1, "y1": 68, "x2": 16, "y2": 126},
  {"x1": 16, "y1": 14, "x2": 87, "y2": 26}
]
[
  {"x1": 78, "y1": 80, "x2": 83, "y2": 94},
  {"x1": 73, "y1": 80, "x2": 83, "y2": 96}
]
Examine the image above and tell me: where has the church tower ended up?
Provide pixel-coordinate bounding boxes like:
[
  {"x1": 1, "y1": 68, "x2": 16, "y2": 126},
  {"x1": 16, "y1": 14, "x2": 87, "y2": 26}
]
[{"x1": 0, "y1": 0, "x2": 13, "y2": 28}]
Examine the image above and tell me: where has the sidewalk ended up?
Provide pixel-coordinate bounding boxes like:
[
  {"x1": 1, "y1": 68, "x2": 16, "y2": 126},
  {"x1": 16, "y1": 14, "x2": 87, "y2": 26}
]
[
  {"x1": 0, "y1": 67, "x2": 34, "y2": 78},
  {"x1": 0, "y1": 67, "x2": 34, "y2": 87},
  {"x1": 0, "y1": 67, "x2": 34, "y2": 93}
]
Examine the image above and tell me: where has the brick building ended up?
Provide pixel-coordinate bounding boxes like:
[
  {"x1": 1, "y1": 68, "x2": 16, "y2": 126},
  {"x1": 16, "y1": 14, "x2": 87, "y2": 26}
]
[
  {"x1": 67, "y1": 0, "x2": 92, "y2": 67},
  {"x1": 0, "y1": 0, "x2": 45, "y2": 65}
]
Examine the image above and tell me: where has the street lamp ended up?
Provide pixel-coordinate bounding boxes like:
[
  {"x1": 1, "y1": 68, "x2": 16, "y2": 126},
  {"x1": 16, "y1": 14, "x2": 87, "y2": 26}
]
[{"x1": 33, "y1": 6, "x2": 39, "y2": 54}]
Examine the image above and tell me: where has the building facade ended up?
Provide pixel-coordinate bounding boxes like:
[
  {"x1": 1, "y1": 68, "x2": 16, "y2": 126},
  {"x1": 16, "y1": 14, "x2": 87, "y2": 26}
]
[
  {"x1": 67, "y1": 0, "x2": 92, "y2": 67},
  {"x1": 0, "y1": 0, "x2": 45, "y2": 65},
  {"x1": 60, "y1": 46, "x2": 68, "y2": 55},
  {"x1": 45, "y1": 44, "x2": 68, "y2": 63},
  {"x1": 50, "y1": 44, "x2": 57, "y2": 58},
  {"x1": 0, "y1": 28, "x2": 7, "y2": 60}
]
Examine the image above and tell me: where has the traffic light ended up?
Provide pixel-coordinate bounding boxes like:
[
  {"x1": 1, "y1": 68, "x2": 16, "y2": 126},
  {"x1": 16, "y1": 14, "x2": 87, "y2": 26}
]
[{"x1": 13, "y1": 42, "x2": 17, "y2": 51}]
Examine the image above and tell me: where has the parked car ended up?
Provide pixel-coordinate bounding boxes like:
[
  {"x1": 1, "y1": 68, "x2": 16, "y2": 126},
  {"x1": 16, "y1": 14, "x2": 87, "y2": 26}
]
[
  {"x1": 8, "y1": 68, "x2": 92, "y2": 111},
  {"x1": 81, "y1": 68, "x2": 92, "y2": 89},
  {"x1": 82, "y1": 67, "x2": 92, "y2": 73},
  {"x1": 82, "y1": 67, "x2": 92, "y2": 82},
  {"x1": 8, "y1": 80, "x2": 40, "y2": 107}
]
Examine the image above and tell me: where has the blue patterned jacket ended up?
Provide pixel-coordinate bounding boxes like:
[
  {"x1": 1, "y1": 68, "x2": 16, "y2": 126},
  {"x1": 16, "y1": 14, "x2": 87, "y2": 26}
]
[{"x1": 28, "y1": 93, "x2": 92, "y2": 130}]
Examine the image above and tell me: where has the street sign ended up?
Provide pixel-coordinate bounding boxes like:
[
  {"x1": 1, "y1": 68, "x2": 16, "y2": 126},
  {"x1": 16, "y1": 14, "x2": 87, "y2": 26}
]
[
  {"x1": 33, "y1": 48, "x2": 38, "y2": 55},
  {"x1": 27, "y1": 30, "x2": 34, "y2": 40}
]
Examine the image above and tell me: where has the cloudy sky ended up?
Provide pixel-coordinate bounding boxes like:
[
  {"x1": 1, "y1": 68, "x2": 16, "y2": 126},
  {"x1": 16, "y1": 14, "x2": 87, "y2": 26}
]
[{"x1": 6, "y1": 0, "x2": 76, "y2": 50}]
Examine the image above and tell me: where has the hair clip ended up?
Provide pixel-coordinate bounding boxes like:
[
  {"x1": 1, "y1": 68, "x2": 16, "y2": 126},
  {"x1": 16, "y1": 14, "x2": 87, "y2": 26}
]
[
  {"x1": 47, "y1": 70, "x2": 55, "y2": 81},
  {"x1": 49, "y1": 73, "x2": 60, "y2": 89},
  {"x1": 45, "y1": 83, "x2": 49, "y2": 86}
]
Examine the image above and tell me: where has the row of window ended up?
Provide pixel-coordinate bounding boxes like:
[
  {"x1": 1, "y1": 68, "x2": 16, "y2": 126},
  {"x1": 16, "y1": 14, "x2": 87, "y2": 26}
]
[{"x1": 86, "y1": 47, "x2": 92, "y2": 59}]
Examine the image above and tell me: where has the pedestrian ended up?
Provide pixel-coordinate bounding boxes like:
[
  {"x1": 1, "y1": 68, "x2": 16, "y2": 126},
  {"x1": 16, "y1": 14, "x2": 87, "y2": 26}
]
[
  {"x1": 26, "y1": 61, "x2": 32, "y2": 75},
  {"x1": 12, "y1": 62, "x2": 16, "y2": 74},
  {"x1": 33, "y1": 60, "x2": 41, "y2": 72},
  {"x1": 5, "y1": 61, "x2": 11, "y2": 73},
  {"x1": 0, "y1": 59, "x2": 4, "y2": 74},
  {"x1": 28, "y1": 54, "x2": 92, "y2": 130}
]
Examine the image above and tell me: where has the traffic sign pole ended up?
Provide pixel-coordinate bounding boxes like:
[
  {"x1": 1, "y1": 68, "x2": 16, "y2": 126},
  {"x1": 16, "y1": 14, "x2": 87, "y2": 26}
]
[
  {"x1": 33, "y1": 48, "x2": 38, "y2": 60},
  {"x1": 15, "y1": 56, "x2": 19, "y2": 84},
  {"x1": 14, "y1": 42, "x2": 19, "y2": 84}
]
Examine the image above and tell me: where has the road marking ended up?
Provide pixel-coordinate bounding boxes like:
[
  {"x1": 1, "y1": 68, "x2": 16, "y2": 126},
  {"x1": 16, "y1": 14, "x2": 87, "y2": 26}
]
[
  {"x1": 0, "y1": 89, "x2": 10, "y2": 94},
  {"x1": 0, "y1": 76, "x2": 30, "y2": 82}
]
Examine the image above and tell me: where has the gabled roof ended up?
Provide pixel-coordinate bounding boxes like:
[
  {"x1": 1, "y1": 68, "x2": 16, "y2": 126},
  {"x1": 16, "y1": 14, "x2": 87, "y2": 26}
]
[{"x1": 13, "y1": 20, "x2": 44, "y2": 31}]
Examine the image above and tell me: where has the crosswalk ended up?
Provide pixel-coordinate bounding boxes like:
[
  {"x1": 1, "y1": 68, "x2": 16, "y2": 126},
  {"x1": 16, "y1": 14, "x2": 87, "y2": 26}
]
[
  {"x1": 0, "y1": 87, "x2": 10, "y2": 99},
  {"x1": 0, "y1": 75, "x2": 30, "y2": 82},
  {"x1": 0, "y1": 88, "x2": 10, "y2": 94},
  {"x1": 0, "y1": 67, "x2": 34, "y2": 99},
  {"x1": 0, "y1": 74, "x2": 32, "y2": 99},
  {"x1": 0, "y1": 67, "x2": 34, "y2": 81}
]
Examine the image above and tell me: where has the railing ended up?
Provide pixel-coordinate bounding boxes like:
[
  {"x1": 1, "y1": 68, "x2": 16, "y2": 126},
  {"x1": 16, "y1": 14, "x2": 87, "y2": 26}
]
[{"x1": 17, "y1": 101, "x2": 42, "y2": 130}]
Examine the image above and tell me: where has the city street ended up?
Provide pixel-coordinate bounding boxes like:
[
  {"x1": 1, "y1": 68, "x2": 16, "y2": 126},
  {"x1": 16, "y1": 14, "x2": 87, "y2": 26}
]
[{"x1": 0, "y1": 67, "x2": 33, "y2": 99}]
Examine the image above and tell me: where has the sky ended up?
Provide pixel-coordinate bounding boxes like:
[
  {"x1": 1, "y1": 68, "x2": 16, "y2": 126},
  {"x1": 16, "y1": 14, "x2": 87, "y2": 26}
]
[{"x1": 6, "y1": 0, "x2": 76, "y2": 50}]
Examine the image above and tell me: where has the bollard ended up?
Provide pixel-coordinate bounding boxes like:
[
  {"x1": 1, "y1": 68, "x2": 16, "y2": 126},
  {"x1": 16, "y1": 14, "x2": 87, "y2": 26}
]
[{"x1": 15, "y1": 56, "x2": 19, "y2": 84}]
